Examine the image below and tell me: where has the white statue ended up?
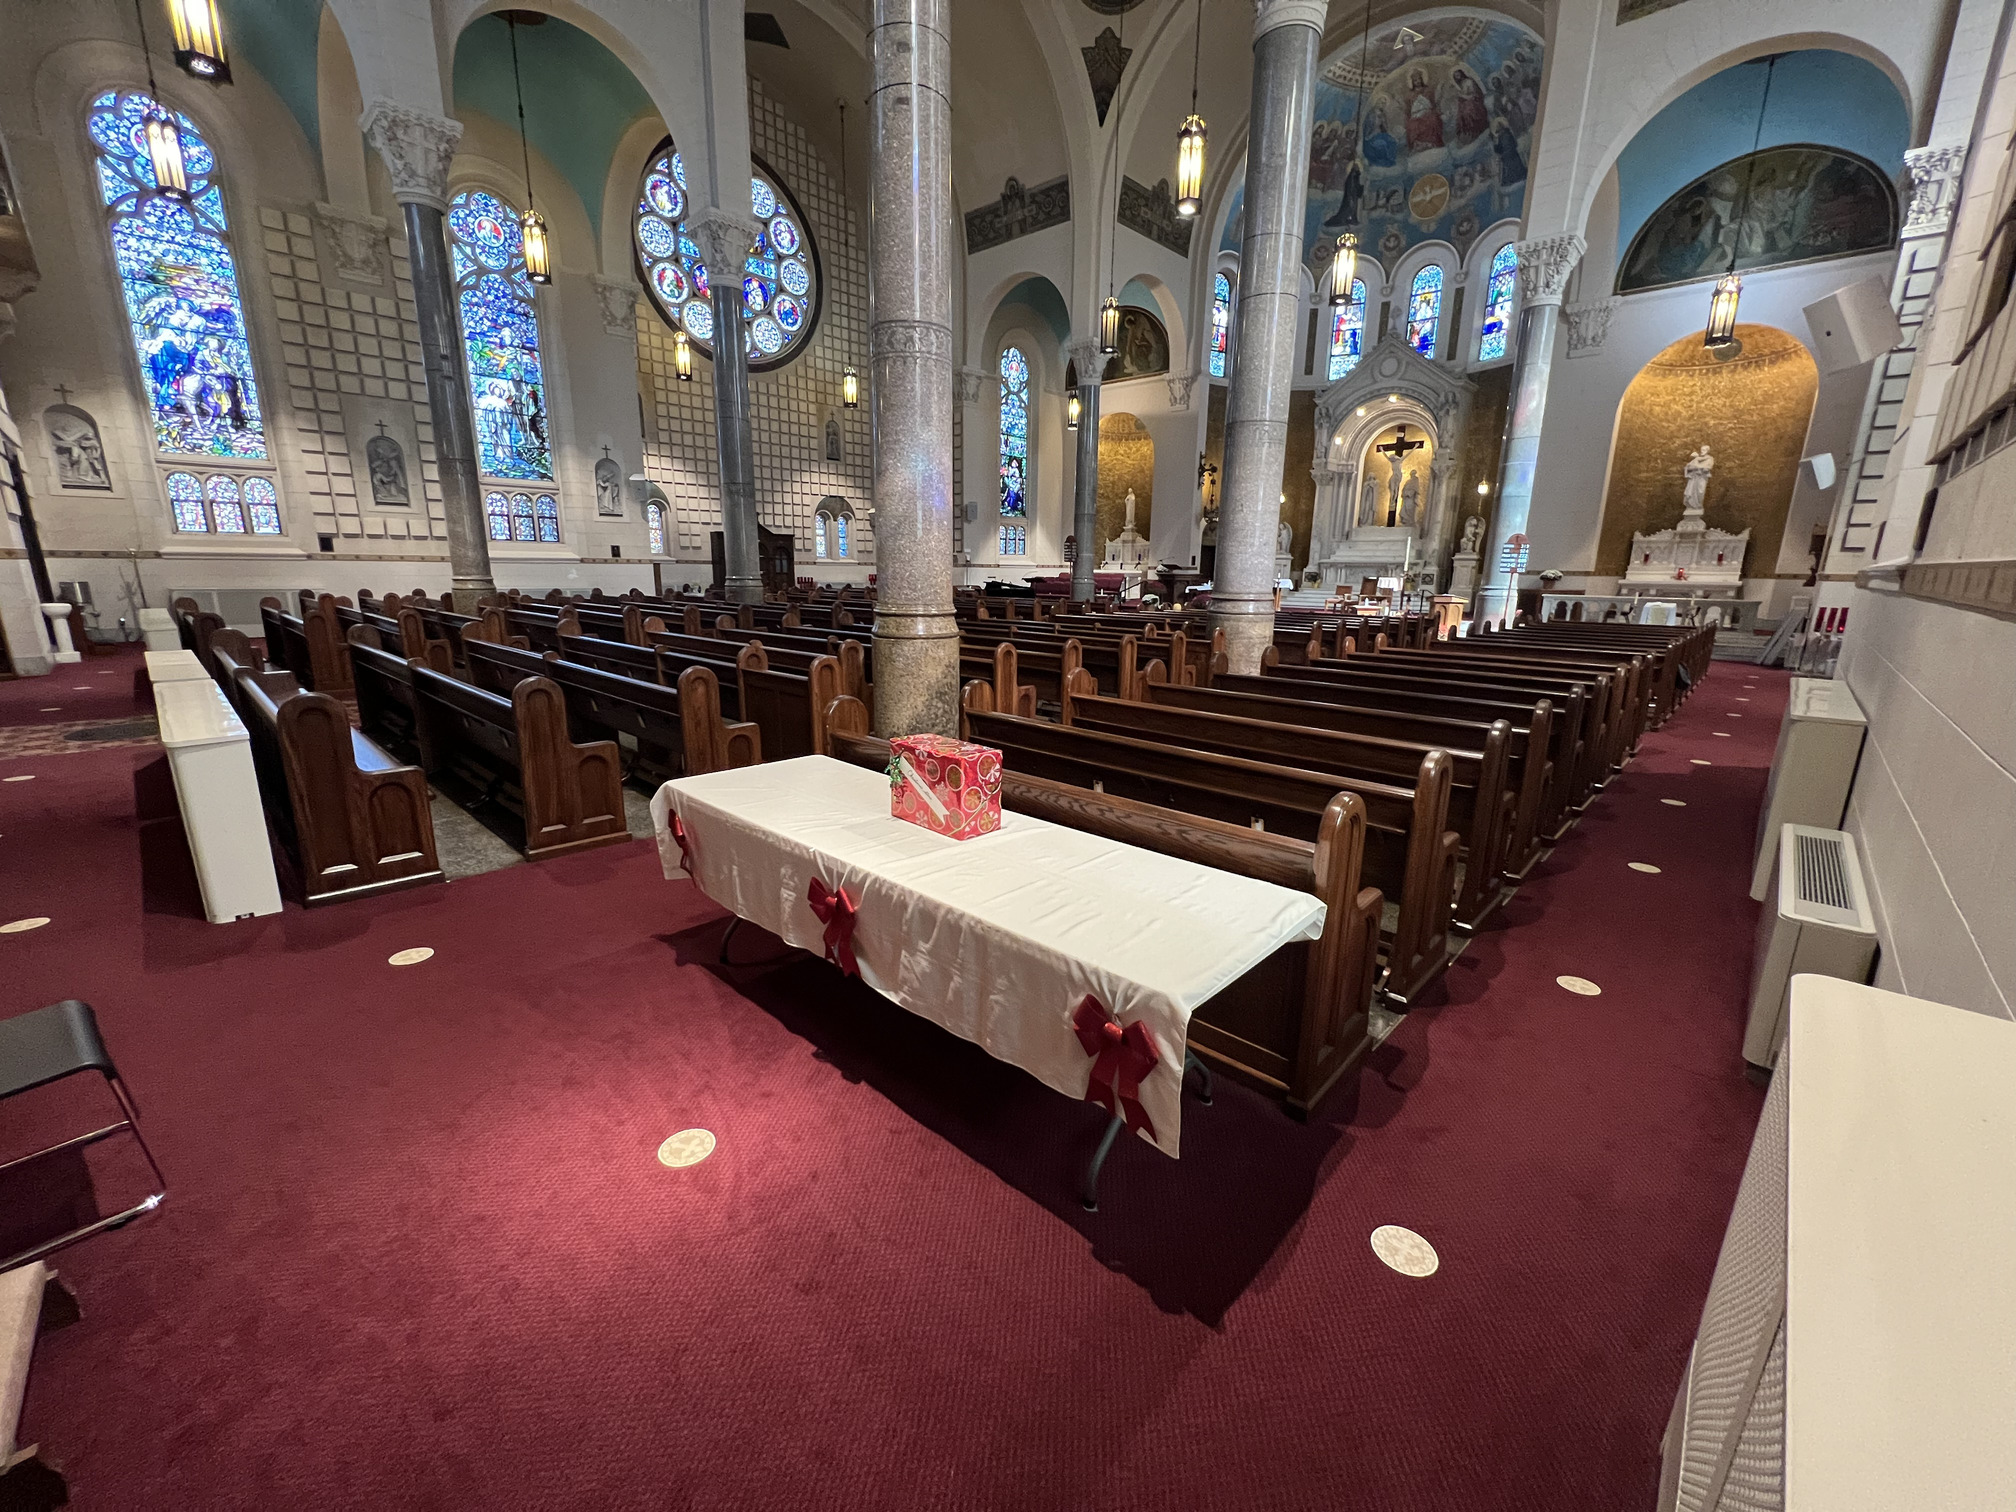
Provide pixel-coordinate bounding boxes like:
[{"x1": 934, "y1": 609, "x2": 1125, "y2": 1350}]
[
  {"x1": 1459, "y1": 514, "x2": 1484, "y2": 554},
  {"x1": 1277, "y1": 519, "x2": 1293, "y2": 554},
  {"x1": 1360, "y1": 473, "x2": 1382, "y2": 526},
  {"x1": 1122, "y1": 489, "x2": 1137, "y2": 531},
  {"x1": 1683, "y1": 445, "x2": 1714, "y2": 515},
  {"x1": 1399, "y1": 471, "x2": 1422, "y2": 528}
]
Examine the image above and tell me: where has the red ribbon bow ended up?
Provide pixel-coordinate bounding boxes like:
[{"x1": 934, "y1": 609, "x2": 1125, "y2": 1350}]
[
  {"x1": 671, "y1": 813, "x2": 695, "y2": 874},
  {"x1": 1072, "y1": 995, "x2": 1160, "y2": 1140},
  {"x1": 806, "y1": 876, "x2": 860, "y2": 977}
]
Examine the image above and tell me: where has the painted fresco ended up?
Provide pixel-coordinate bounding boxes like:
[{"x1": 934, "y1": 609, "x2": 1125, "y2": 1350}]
[
  {"x1": 1617, "y1": 145, "x2": 1898, "y2": 294},
  {"x1": 1220, "y1": 18, "x2": 1540, "y2": 273}
]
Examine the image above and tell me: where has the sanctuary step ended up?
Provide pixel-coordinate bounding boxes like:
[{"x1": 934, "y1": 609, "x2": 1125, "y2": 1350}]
[
  {"x1": 1280, "y1": 590, "x2": 1333, "y2": 609},
  {"x1": 1710, "y1": 629, "x2": 1772, "y2": 663}
]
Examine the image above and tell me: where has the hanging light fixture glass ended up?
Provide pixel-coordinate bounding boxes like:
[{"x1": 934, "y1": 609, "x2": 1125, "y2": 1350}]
[
  {"x1": 166, "y1": 0, "x2": 230, "y2": 82},
  {"x1": 837, "y1": 99, "x2": 861, "y2": 409},
  {"x1": 1098, "y1": 294, "x2": 1121, "y2": 355},
  {"x1": 133, "y1": 0, "x2": 188, "y2": 198},
  {"x1": 1706, "y1": 55, "x2": 1777, "y2": 351},
  {"x1": 1331, "y1": 232, "x2": 1358, "y2": 306},
  {"x1": 1067, "y1": 386, "x2": 1081, "y2": 429},
  {"x1": 674, "y1": 329, "x2": 694, "y2": 380},
  {"x1": 506, "y1": 14, "x2": 551, "y2": 285},
  {"x1": 1173, "y1": 0, "x2": 1207, "y2": 217}
]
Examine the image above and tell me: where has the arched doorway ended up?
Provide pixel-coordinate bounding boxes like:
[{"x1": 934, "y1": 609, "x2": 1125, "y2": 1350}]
[
  {"x1": 1597, "y1": 324, "x2": 1818, "y2": 581},
  {"x1": 1096, "y1": 412, "x2": 1152, "y2": 566}
]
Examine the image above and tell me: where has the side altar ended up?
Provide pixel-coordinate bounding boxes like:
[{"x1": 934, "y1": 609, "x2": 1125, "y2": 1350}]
[{"x1": 1621, "y1": 445, "x2": 1748, "y2": 598}]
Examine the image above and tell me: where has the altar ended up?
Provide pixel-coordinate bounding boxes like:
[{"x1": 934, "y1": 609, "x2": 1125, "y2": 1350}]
[{"x1": 1620, "y1": 444, "x2": 1749, "y2": 598}]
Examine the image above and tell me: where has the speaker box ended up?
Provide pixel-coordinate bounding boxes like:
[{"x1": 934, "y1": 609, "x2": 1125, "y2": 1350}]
[
  {"x1": 1804, "y1": 278, "x2": 1902, "y2": 372},
  {"x1": 1802, "y1": 453, "x2": 1837, "y2": 491}
]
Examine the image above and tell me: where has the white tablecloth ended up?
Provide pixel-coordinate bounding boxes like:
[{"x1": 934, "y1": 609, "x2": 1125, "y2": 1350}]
[{"x1": 651, "y1": 756, "x2": 1327, "y2": 1156}]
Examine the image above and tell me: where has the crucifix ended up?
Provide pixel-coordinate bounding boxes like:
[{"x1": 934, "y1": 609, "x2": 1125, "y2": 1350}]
[
  {"x1": 1373, "y1": 425, "x2": 1426, "y2": 527},
  {"x1": 53, "y1": 384, "x2": 74, "y2": 405},
  {"x1": 375, "y1": 420, "x2": 390, "y2": 438}
]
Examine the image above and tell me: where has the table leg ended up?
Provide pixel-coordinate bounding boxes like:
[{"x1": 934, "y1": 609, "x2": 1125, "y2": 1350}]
[{"x1": 1080, "y1": 1048, "x2": 1213, "y2": 1212}]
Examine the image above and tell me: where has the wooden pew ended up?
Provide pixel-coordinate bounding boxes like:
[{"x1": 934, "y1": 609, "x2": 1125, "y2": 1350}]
[
  {"x1": 821, "y1": 699, "x2": 1382, "y2": 1118},
  {"x1": 962, "y1": 693, "x2": 1458, "y2": 1005},
  {"x1": 404, "y1": 664, "x2": 627, "y2": 860},
  {"x1": 1068, "y1": 679, "x2": 1515, "y2": 928},
  {"x1": 463, "y1": 639, "x2": 760, "y2": 780},
  {"x1": 209, "y1": 632, "x2": 443, "y2": 905}
]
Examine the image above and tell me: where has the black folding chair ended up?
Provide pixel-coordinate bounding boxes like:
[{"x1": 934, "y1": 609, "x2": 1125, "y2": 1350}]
[{"x1": 0, "y1": 1000, "x2": 166, "y2": 1269}]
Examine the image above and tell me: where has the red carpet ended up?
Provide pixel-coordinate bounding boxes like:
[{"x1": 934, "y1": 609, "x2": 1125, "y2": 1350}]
[
  {"x1": 0, "y1": 643, "x2": 150, "y2": 727},
  {"x1": 0, "y1": 663, "x2": 1783, "y2": 1510}
]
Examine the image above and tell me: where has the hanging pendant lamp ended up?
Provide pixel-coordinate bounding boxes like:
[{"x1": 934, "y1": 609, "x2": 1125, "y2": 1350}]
[
  {"x1": 506, "y1": 14, "x2": 552, "y2": 284},
  {"x1": 841, "y1": 367, "x2": 860, "y2": 409},
  {"x1": 133, "y1": 0, "x2": 189, "y2": 199},
  {"x1": 1706, "y1": 56, "x2": 1778, "y2": 351},
  {"x1": 674, "y1": 329, "x2": 694, "y2": 381},
  {"x1": 1067, "y1": 387, "x2": 1081, "y2": 430},
  {"x1": 837, "y1": 99, "x2": 861, "y2": 409},
  {"x1": 166, "y1": 0, "x2": 230, "y2": 82},
  {"x1": 1099, "y1": 295, "x2": 1121, "y2": 356},
  {"x1": 1331, "y1": 232, "x2": 1358, "y2": 307},
  {"x1": 1173, "y1": 0, "x2": 1207, "y2": 216}
]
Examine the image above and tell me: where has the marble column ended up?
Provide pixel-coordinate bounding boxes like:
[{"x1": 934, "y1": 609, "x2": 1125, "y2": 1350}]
[
  {"x1": 692, "y1": 211, "x2": 765, "y2": 604},
  {"x1": 1209, "y1": 0, "x2": 1327, "y2": 673},
  {"x1": 1065, "y1": 339, "x2": 1103, "y2": 601},
  {"x1": 1476, "y1": 234, "x2": 1583, "y2": 624},
  {"x1": 360, "y1": 100, "x2": 495, "y2": 601},
  {"x1": 869, "y1": 0, "x2": 958, "y2": 737}
]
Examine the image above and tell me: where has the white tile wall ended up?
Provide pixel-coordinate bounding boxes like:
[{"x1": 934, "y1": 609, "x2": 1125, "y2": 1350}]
[
  {"x1": 264, "y1": 206, "x2": 446, "y2": 544},
  {"x1": 1843, "y1": 585, "x2": 2016, "y2": 1018},
  {"x1": 637, "y1": 79, "x2": 888, "y2": 569}
]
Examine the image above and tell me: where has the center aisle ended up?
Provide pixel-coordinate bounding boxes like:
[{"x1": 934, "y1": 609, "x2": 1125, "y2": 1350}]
[{"x1": 0, "y1": 657, "x2": 1782, "y2": 1511}]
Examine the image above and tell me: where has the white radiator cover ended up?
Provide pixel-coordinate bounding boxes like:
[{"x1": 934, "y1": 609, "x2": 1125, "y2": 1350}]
[
  {"x1": 1750, "y1": 678, "x2": 1866, "y2": 901},
  {"x1": 1660, "y1": 978, "x2": 2016, "y2": 1512}
]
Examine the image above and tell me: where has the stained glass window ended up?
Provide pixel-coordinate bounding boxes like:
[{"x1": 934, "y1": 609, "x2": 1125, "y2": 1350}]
[
  {"x1": 814, "y1": 517, "x2": 829, "y2": 559},
  {"x1": 89, "y1": 90, "x2": 266, "y2": 460},
  {"x1": 207, "y1": 473, "x2": 245, "y2": 533},
  {"x1": 1328, "y1": 279, "x2": 1367, "y2": 382},
  {"x1": 485, "y1": 491, "x2": 511, "y2": 541},
  {"x1": 633, "y1": 147, "x2": 819, "y2": 369},
  {"x1": 836, "y1": 515, "x2": 849, "y2": 557},
  {"x1": 998, "y1": 524, "x2": 1027, "y2": 555},
  {"x1": 448, "y1": 190, "x2": 552, "y2": 482},
  {"x1": 535, "y1": 494, "x2": 559, "y2": 543},
  {"x1": 1208, "y1": 272, "x2": 1232, "y2": 379},
  {"x1": 244, "y1": 476, "x2": 281, "y2": 534},
  {"x1": 167, "y1": 471, "x2": 207, "y2": 532},
  {"x1": 998, "y1": 346, "x2": 1029, "y2": 517},
  {"x1": 647, "y1": 501, "x2": 666, "y2": 556},
  {"x1": 1478, "y1": 243, "x2": 1517, "y2": 362},
  {"x1": 1408, "y1": 266, "x2": 1444, "y2": 359}
]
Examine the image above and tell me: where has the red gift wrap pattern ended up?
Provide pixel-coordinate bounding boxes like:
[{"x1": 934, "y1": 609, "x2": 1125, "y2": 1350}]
[{"x1": 888, "y1": 735, "x2": 1003, "y2": 840}]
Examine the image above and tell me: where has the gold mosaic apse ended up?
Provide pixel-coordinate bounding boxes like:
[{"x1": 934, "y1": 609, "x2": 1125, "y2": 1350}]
[
  {"x1": 1095, "y1": 411, "x2": 1154, "y2": 560},
  {"x1": 1597, "y1": 324, "x2": 1817, "y2": 578}
]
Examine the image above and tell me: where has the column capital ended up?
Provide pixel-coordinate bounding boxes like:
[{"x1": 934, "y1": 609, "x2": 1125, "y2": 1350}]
[
  {"x1": 687, "y1": 209, "x2": 762, "y2": 278},
  {"x1": 1064, "y1": 339, "x2": 1106, "y2": 385},
  {"x1": 955, "y1": 367, "x2": 997, "y2": 405},
  {"x1": 359, "y1": 100, "x2": 463, "y2": 212},
  {"x1": 1903, "y1": 144, "x2": 1968, "y2": 237},
  {"x1": 1514, "y1": 234, "x2": 1585, "y2": 307},
  {"x1": 1252, "y1": 0, "x2": 1328, "y2": 39}
]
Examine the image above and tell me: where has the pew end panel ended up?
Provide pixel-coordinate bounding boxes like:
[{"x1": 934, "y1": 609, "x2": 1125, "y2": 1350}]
[{"x1": 511, "y1": 677, "x2": 629, "y2": 859}]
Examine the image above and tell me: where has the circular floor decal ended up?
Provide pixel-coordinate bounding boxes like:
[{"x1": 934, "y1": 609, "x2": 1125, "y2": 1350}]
[
  {"x1": 1, "y1": 917, "x2": 51, "y2": 934},
  {"x1": 1661, "y1": 799, "x2": 1687, "y2": 807},
  {"x1": 658, "y1": 1129, "x2": 717, "y2": 1168},
  {"x1": 1629, "y1": 862, "x2": 1663, "y2": 874},
  {"x1": 1370, "y1": 1225, "x2": 1439, "y2": 1277},
  {"x1": 1691, "y1": 760, "x2": 1712, "y2": 766},
  {"x1": 1557, "y1": 975, "x2": 1602, "y2": 996},
  {"x1": 387, "y1": 948, "x2": 434, "y2": 967},
  {"x1": 3, "y1": 775, "x2": 36, "y2": 783}
]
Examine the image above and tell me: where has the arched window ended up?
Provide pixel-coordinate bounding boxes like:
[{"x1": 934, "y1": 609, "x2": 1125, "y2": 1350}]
[
  {"x1": 448, "y1": 189, "x2": 552, "y2": 482},
  {"x1": 646, "y1": 501, "x2": 666, "y2": 556},
  {"x1": 163, "y1": 467, "x2": 281, "y2": 534},
  {"x1": 484, "y1": 489, "x2": 559, "y2": 543},
  {"x1": 1328, "y1": 279, "x2": 1367, "y2": 381},
  {"x1": 836, "y1": 515, "x2": 849, "y2": 557},
  {"x1": 815, "y1": 498, "x2": 853, "y2": 560},
  {"x1": 1208, "y1": 272, "x2": 1232, "y2": 378},
  {"x1": 998, "y1": 524, "x2": 1027, "y2": 555},
  {"x1": 1478, "y1": 243, "x2": 1517, "y2": 362},
  {"x1": 88, "y1": 90, "x2": 267, "y2": 463},
  {"x1": 998, "y1": 346, "x2": 1029, "y2": 517},
  {"x1": 1407, "y1": 266, "x2": 1444, "y2": 358},
  {"x1": 814, "y1": 516, "x2": 829, "y2": 559},
  {"x1": 485, "y1": 491, "x2": 511, "y2": 541}
]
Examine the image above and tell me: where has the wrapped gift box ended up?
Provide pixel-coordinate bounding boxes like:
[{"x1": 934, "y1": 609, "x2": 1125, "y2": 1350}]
[{"x1": 889, "y1": 735, "x2": 1002, "y2": 840}]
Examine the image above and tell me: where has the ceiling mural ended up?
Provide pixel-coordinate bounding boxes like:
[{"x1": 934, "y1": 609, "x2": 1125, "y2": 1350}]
[
  {"x1": 1616, "y1": 145, "x2": 1899, "y2": 295},
  {"x1": 1219, "y1": 18, "x2": 1541, "y2": 273}
]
